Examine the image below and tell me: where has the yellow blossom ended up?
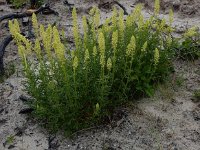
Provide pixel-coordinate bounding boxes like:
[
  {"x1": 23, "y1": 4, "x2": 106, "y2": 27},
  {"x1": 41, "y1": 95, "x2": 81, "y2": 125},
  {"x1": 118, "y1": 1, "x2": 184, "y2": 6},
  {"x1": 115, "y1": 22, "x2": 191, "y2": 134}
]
[
  {"x1": 154, "y1": 0, "x2": 160, "y2": 15},
  {"x1": 169, "y1": 9, "x2": 174, "y2": 25},
  {"x1": 130, "y1": 4, "x2": 143, "y2": 23},
  {"x1": 39, "y1": 25, "x2": 45, "y2": 40},
  {"x1": 71, "y1": 50, "x2": 75, "y2": 58},
  {"x1": 82, "y1": 16, "x2": 88, "y2": 46},
  {"x1": 94, "y1": 103, "x2": 100, "y2": 115},
  {"x1": 89, "y1": 7, "x2": 95, "y2": 16},
  {"x1": 18, "y1": 44, "x2": 25, "y2": 58},
  {"x1": 141, "y1": 41, "x2": 147, "y2": 52},
  {"x1": 15, "y1": 33, "x2": 32, "y2": 54},
  {"x1": 112, "y1": 30, "x2": 118, "y2": 50},
  {"x1": 94, "y1": 7, "x2": 100, "y2": 27},
  {"x1": 118, "y1": 9, "x2": 125, "y2": 40},
  {"x1": 184, "y1": 27, "x2": 197, "y2": 37},
  {"x1": 98, "y1": 32, "x2": 105, "y2": 68},
  {"x1": 126, "y1": 35, "x2": 136, "y2": 57},
  {"x1": 18, "y1": 45, "x2": 28, "y2": 69},
  {"x1": 107, "y1": 57, "x2": 112, "y2": 71},
  {"x1": 8, "y1": 20, "x2": 15, "y2": 37},
  {"x1": 34, "y1": 38, "x2": 41, "y2": 58},
  {"x1": 126, "y1": 16, "x2": 132, "y2": 28},
  {"x1": 56, "y1": 43, "x2": 65, "y2": 63},
  {"x1": 52, "y1": 27, "x2": 65, "y2": 62},
  {"x1": 166, "y1": 36, "x2": 172, "y2": 46},
  {"x1": 104, "y1": 18, "x2": 111, "y2": 33},
  {"x1": 154, "y1": 48, "x2": 159, "y2": 65},
  {"x1": 72, "y1": 7, "x2": 80, "y2": 49},
  {"x1": 84, "y1": 49, "x2": 90, "y2": 64},
  {"x1": 112, "y1": 7, "x2": 117, "y2": 29},
  {"x1": 93, "y1": 46, "x2": 97, "y2": 57},
  {"x1": 44, "y1": 25, "x2": 52, "y2": 51},
  {"x1": 53, "y1": 26, "x2": 61, "y2": 44},
  {"x1": 14, "y1": 19, "x2": 20, "y2": 33},
  {"x1": 32, "y1": 13, "x2": 39, "y2": 37},
  {"x1": 73, "y1": 56, "x2": 78, "y2": 71},
  {"x1": 138, "y1": 15, "x2": 144, "y2": 29}
]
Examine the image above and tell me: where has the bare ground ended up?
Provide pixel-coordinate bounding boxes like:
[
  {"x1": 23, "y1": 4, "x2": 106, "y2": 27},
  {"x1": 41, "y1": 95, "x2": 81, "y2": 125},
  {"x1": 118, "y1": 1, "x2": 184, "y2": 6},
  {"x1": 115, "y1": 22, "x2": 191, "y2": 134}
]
[{"x1": 0, "y1": 0, "x2": 200, "y2": 150}]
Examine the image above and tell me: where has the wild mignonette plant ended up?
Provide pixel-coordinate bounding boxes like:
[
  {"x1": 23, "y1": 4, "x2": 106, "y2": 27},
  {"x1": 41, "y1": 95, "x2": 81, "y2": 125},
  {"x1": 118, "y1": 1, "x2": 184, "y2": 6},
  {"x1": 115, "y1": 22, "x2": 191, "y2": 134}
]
[
  {"x1": 9, "y1": 1, "x2": 175, "y2": 134},
  {"x1": 175, "y1": 26, "x2": 200, "y2": 60}
]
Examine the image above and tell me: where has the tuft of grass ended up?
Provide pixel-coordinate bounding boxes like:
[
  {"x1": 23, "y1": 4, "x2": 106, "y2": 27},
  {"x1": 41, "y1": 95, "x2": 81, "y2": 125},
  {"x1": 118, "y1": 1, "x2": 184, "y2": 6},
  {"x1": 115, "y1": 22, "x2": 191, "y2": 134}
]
[
  {"x1": 6, "y1": 135, "x2": 15, "y2": 145},
  {"x1": 0, "y1": 63, "x2": 15, "y2": 83},
  {"x1": 193, "y1": 90, "x2": 200, "y2": 102}
]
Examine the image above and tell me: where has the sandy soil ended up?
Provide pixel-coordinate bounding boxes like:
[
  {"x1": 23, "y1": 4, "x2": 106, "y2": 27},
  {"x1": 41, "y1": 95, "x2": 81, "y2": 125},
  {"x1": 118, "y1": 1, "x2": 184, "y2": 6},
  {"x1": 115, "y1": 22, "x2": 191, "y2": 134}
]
[{"x1": 0, "y1": 0, "x2": 200, "y2": 150}]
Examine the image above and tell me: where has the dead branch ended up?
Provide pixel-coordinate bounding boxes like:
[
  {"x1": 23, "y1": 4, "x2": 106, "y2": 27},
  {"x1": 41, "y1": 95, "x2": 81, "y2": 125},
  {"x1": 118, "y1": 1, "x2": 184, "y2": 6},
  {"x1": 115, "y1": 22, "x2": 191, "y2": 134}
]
[
  {"x1": 0, "y1": 3, "x2": 58, "y2": 23},
  {"x1": 0, "y1": 35, "x2": 13, "y2": 75},
  {"x1": 113, "y1": 1, "x2": 129, "y2": 15}
]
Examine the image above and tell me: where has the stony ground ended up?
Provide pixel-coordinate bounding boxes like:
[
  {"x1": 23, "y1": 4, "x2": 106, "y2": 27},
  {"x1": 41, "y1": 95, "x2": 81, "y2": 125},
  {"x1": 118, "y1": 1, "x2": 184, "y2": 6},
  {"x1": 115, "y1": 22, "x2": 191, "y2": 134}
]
[{"x1": 0, "y1": 0, "x2": 200, "y2": 150}]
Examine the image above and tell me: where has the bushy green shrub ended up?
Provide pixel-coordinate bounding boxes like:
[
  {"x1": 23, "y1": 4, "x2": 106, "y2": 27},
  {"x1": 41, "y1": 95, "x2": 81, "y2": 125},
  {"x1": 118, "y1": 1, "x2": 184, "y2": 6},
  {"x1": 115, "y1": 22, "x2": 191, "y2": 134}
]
[
  {"x1": 11, "y1": 0, "x2": 43, "y2": 8},
  {"x1": 9, "y1": 1, "x2": 175, "y2": 134},
  {"x1": 175, "y1": 27, "x2": 200, "y2": 60},
  {"x1": 11, "y1": 0, "x2": 27, "y2": 8}
]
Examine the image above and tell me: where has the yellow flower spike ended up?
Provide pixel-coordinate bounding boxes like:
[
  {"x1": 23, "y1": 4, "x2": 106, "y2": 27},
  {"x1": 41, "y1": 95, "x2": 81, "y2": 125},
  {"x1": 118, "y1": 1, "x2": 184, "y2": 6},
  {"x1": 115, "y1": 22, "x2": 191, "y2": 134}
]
[
  {"x1": 53, "y1": 26, "x2": 61, "y2": 44},
  {"x1": 138, "y1": 15, "x2": 144, "y2": 29},
  {"x1": 18, "y1": 45, "x2": 28, "y2": 69},
  {"x1": 8, "y1": 20, "x2": 15, "y2": 37},
  {"x1": 112, "y1": 30, "x2": 118, "y2": 50},
  {"x1": 169, "y1": 9, "x2": 174, "y2": 25},
  {"x1": 104, "y1": 18, "x2": 111, "y2": 33},
  {"x1": 34, "y1": 38, "x2": 41, "y2": 58},
  {"x1": 25, "y1": 41, "x2": 32, "y2": 54},
  {"x1": 82, "y1": 16, "x2": 88, "y2": 46},
  {"x1": 15, "y1": 33, "x2": 32, "y2": 54},
  {"x1": 98, "y1": 32, "x2": 105, "y2": 68},
  {"x1": 126, "y1": 35, "x2": 136, "y2": 57},
  {"x1": 141, "y1": 41, "x2": 148, "y2": 52},
  {"x1": 94, "y1": 103, "x2": 100, "y2": 115},
  {"x1": 45, "y1": 25, "x2": 52, "y2": 50},
  {"x1": 72, "y1": 7, "x2": 80, "y2": 49},
  {"x1": 118, "y1": 9, "x2": 125, "y2": 40},
  {"x1": 14, "y1": 19, "x2": 20, "y2": 33},
  {"x1": 160, "y1": 19, "x2": 166, "y2": 30},
  {"x1": 154, "y1": 0, "x2": 160, "y2": 15},
  {"x1": 73, "y1": 56, "x2": 78, "y2": 71},
  {"x1": 39, "y1": 25, "x2": 45, "y2": 40},
  {"x1": 154, "y1": 48, "x2": 159, "y2": 66},
  {"x1": 18, "y1": 44, "x2": 25, "y2": 58},
  {"x1": 52, "y1": 27, "x2": 65, "y2": 63},
  {"x1": 71, "y1": 50, "x2": 75, "y2": 58},
  {"x1": 82, "y1": 16, "x2": 88, "y2": 33},
  {"x1": 56, "y1": 43, "x2": 65, "y2": 63},
  {"x1": 89, "y1": 7, "x2": 95, "y2": 16},
  {"x1": 166, "y1": 36, "x2": 172, "y2": 46},
  {"x1": 184, "y1": 26, "x2": 197, "y2": 38},
  {"x1": 112, "y1": 7, "x2": 117, "y2": 29},
  {"x1": 84, "y1": 49, "x2": 90, "y2": 64},
  {"x1": 130, "y1": 4, "x2": 143, "y2": 23},
  {"x1": 94, "y1": 8, "x2": 100, "y2": 27},
  {"x1": 32, "y1": 13, "x2": 39, "y2": 37},
  {"x1": 107, "y1": 57, "x2": 112, "y2": 71},
  {"x1": 126, "y1": 16, "x2": 132, "y2": 28},
  {"x1": 98, "y1": 32, "x2": 105, "y2": 52},
  {"x1": 93, "y1": 46, "x2": 97, "y2": 58}
]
